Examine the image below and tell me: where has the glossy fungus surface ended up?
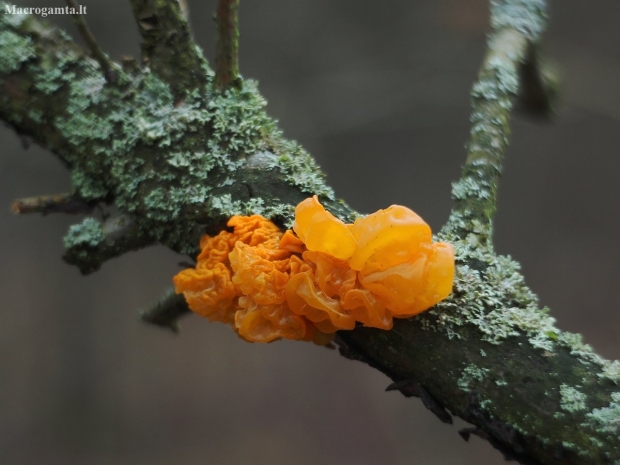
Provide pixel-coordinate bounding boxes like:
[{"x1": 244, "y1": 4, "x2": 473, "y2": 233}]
[{"x1": 174, "y1": 197, "x2": 455, "y2": 342}]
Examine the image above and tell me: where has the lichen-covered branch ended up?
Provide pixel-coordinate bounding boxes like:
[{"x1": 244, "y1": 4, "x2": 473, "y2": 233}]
[
  {"x1": 62, "y1": 214, "x2": 153, "y2": 274},
  {"x1": 0, "y1": 3, "x2": 348, "y2": 270},
  {"x1": 444, "y1": 0, "x2": 547, "y2": 245},
  {"x1": 1, "y1": 1, "x2": 619, "y2": 464}
]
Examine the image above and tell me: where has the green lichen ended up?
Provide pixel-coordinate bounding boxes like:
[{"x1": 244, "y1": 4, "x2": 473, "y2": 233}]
[
  {"x1": 556, "y1": 331, "x2": 608, "y2": 369},
  {"x1": 208, "y1": 81, "x2": 274, "y2": 154},
  {"x1": 208, "y1": 195, "x2": 295, "y2": 225},
  {"x1": 584, "y1": 393, "x2": 620, "y2": 435},
  {"x1": 600, "y1": 361, "x2": 620, "y2": 385},
  {"x1": 1, "y1": 6, "x2": 341, "y2": 265},
  {"x1": 491, "y1": 0, "x2": 546, "y2": 42},
  {"x1": 426, "y1": 230, "x2": 614, "y2": 383},
  {"x1": 33, "y1": 64, "x2": 64, "y2": 94},
  {"x1": 428, "y1": 236, "x2": 559, "y2": 350},
  {"x1": 27, "y1": 108, "x2": 42, "y2": 122},
  {"x1": 71, "y1": 168, "x2": 108, "y2": 201},
  {"x1": 63, "y1": 217, "x2": 104, "y2": 250},
  {"x1": 1, "y1": 3, "x2": 28, "y2": 28},
  {"x1": 559, "y1": 384, "x2": 588, "y2": 413},
  {"x1": 32, "y1": 52, "x2": 79, "y2": 95},
  {"x1": 0, "y1": 29, "x2": 35, "y2": 73},
  {"x1": 486, "y1": 56, "x2": 520, "y2": 96},
  {"x1": 458, "y1": 363, "x2": 490, "y2": 391},
  {"x1": 53, "y1": 66, "x2": 329, "y2": 254},
  {"x1": 561, "y1": 441, "x2": 578, "y2": 452},
  {"x1": 267, "y1": 145, "x2": 335, "y2": 200},
  {"x1": 451, "y1": 178, "x2": 492, "y2": 202}
]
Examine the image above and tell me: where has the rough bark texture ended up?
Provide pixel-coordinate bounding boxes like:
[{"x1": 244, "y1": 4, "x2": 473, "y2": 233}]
[{"x1": 1, "y1": 1, "x2": 618, "y2": 464}]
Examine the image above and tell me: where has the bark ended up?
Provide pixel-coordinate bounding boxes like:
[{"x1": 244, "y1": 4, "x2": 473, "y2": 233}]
[{"x1": 1, "y1": 1, "x2": 618, "y2": 464}]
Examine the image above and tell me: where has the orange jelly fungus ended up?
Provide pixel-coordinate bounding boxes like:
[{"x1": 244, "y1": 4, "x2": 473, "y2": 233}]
[{"x1": 174, "y1": 196, "x2": 455, "y2": 343}]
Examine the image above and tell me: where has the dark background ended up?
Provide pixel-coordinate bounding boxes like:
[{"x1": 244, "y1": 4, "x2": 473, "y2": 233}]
[{"x1": 1, "y1": 0, "x2": 619, "y2": 464}]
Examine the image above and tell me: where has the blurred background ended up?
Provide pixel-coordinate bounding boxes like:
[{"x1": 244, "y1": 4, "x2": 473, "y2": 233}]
[{"x1": 1, "y1": 0, "x2": 619, "y2": 463}]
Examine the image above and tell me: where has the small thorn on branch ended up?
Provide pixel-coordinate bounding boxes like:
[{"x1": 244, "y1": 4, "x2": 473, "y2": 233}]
[
  {"x1": 459, "y1": 427, "x2": 488, "y2": 442},
  {"x1": 11, "y1": 193, "x2": 94, "y2": 215},
  {"x1": 66, "y1": 0, "x2": 118, "y2": 83},
  {"x1": 516, "y1": 43, "x2": 560, "y2": 120},
  {"x1": 215, "y1": 0, "x2": 240, "y2": 90},
  {"x1": 140, "y1": 288, "x2": 192, "y2": 333},
  {"x1": 20, "y1": 135, "x2": 33, "y2": 150},
  {"x1": 177, "y1": 0, "x2": 190, "y2": 23},
  {"x1": 386, "y1": 379, "x2": 453, "y2": 424}
]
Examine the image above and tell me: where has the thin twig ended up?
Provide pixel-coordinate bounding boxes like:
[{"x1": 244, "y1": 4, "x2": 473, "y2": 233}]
[
  {"x1": 140, "y1": 288, "x2": 192, "y2": 333},
  {"x1": 11, "y1": 193, "x2": 93, "y2": 215},
  {"x1": 442, "y1": 0, "x2": 547, "y2": 244},
  {"x1": 128, "y1": 0, "x2": 207, "y2": 98},
  {"x1": 215, "y1": 0, "x2": 240, "y2": 90},
  {"x1": 66, "y1": 0, "x2": 117, "y2": 82}
]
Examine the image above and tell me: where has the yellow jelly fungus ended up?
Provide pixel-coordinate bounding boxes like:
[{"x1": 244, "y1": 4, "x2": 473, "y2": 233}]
[
  {"x1": 293, "y1": 196, "x2": 357, "y2": 260},
  {"x1": 348, "y1": 205, "x2": 431, "y2": 271},
  {"x1": 174, "y1": 196, "x2": 455, "y2": 343}
]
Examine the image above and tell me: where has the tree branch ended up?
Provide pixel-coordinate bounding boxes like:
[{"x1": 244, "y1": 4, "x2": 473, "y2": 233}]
[
  {"x1": 66, "y1": 0, "x2": 118, "y2": 82},
  {"x1": 214, "y1": 0, "x2": 240, "y2": 90},
  {"x1": 139, "y1": 287, "x2": 192, "y2": 333},
  {"x1": 443, "y1": 0, "x2": 550, "y2": 245},
  {"x1": 63, "y1": 214, "x2": 154, "y2": 274},
  {"x1": 128, "y1": 0, "x2": 209, "y2": 98},
  {"x1": 1, "y1": 1, "x2": 619, "y2": 464},
  {"x1": 10, "y1": 192, "x2": 93, "y2": 215}
]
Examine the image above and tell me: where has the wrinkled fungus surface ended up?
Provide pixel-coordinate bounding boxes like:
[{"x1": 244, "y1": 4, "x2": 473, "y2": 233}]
[{"x1": 174, "y1": 196, "x2": 455, "y2": 343}]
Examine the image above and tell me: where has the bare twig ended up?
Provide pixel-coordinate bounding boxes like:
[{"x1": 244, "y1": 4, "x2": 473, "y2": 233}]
[
  {"x1": 140, "y1": 288, "x2": 192, "y2": 333},
  {"x1": 11, "y1": 193, "x2": 93, "y2": 215},
  {"x1": 215, "y1": 0, "x2": 240, "y2": 90},
  {"x1": 66, "y1": 0, "x2": 117, "y2": 82}
]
